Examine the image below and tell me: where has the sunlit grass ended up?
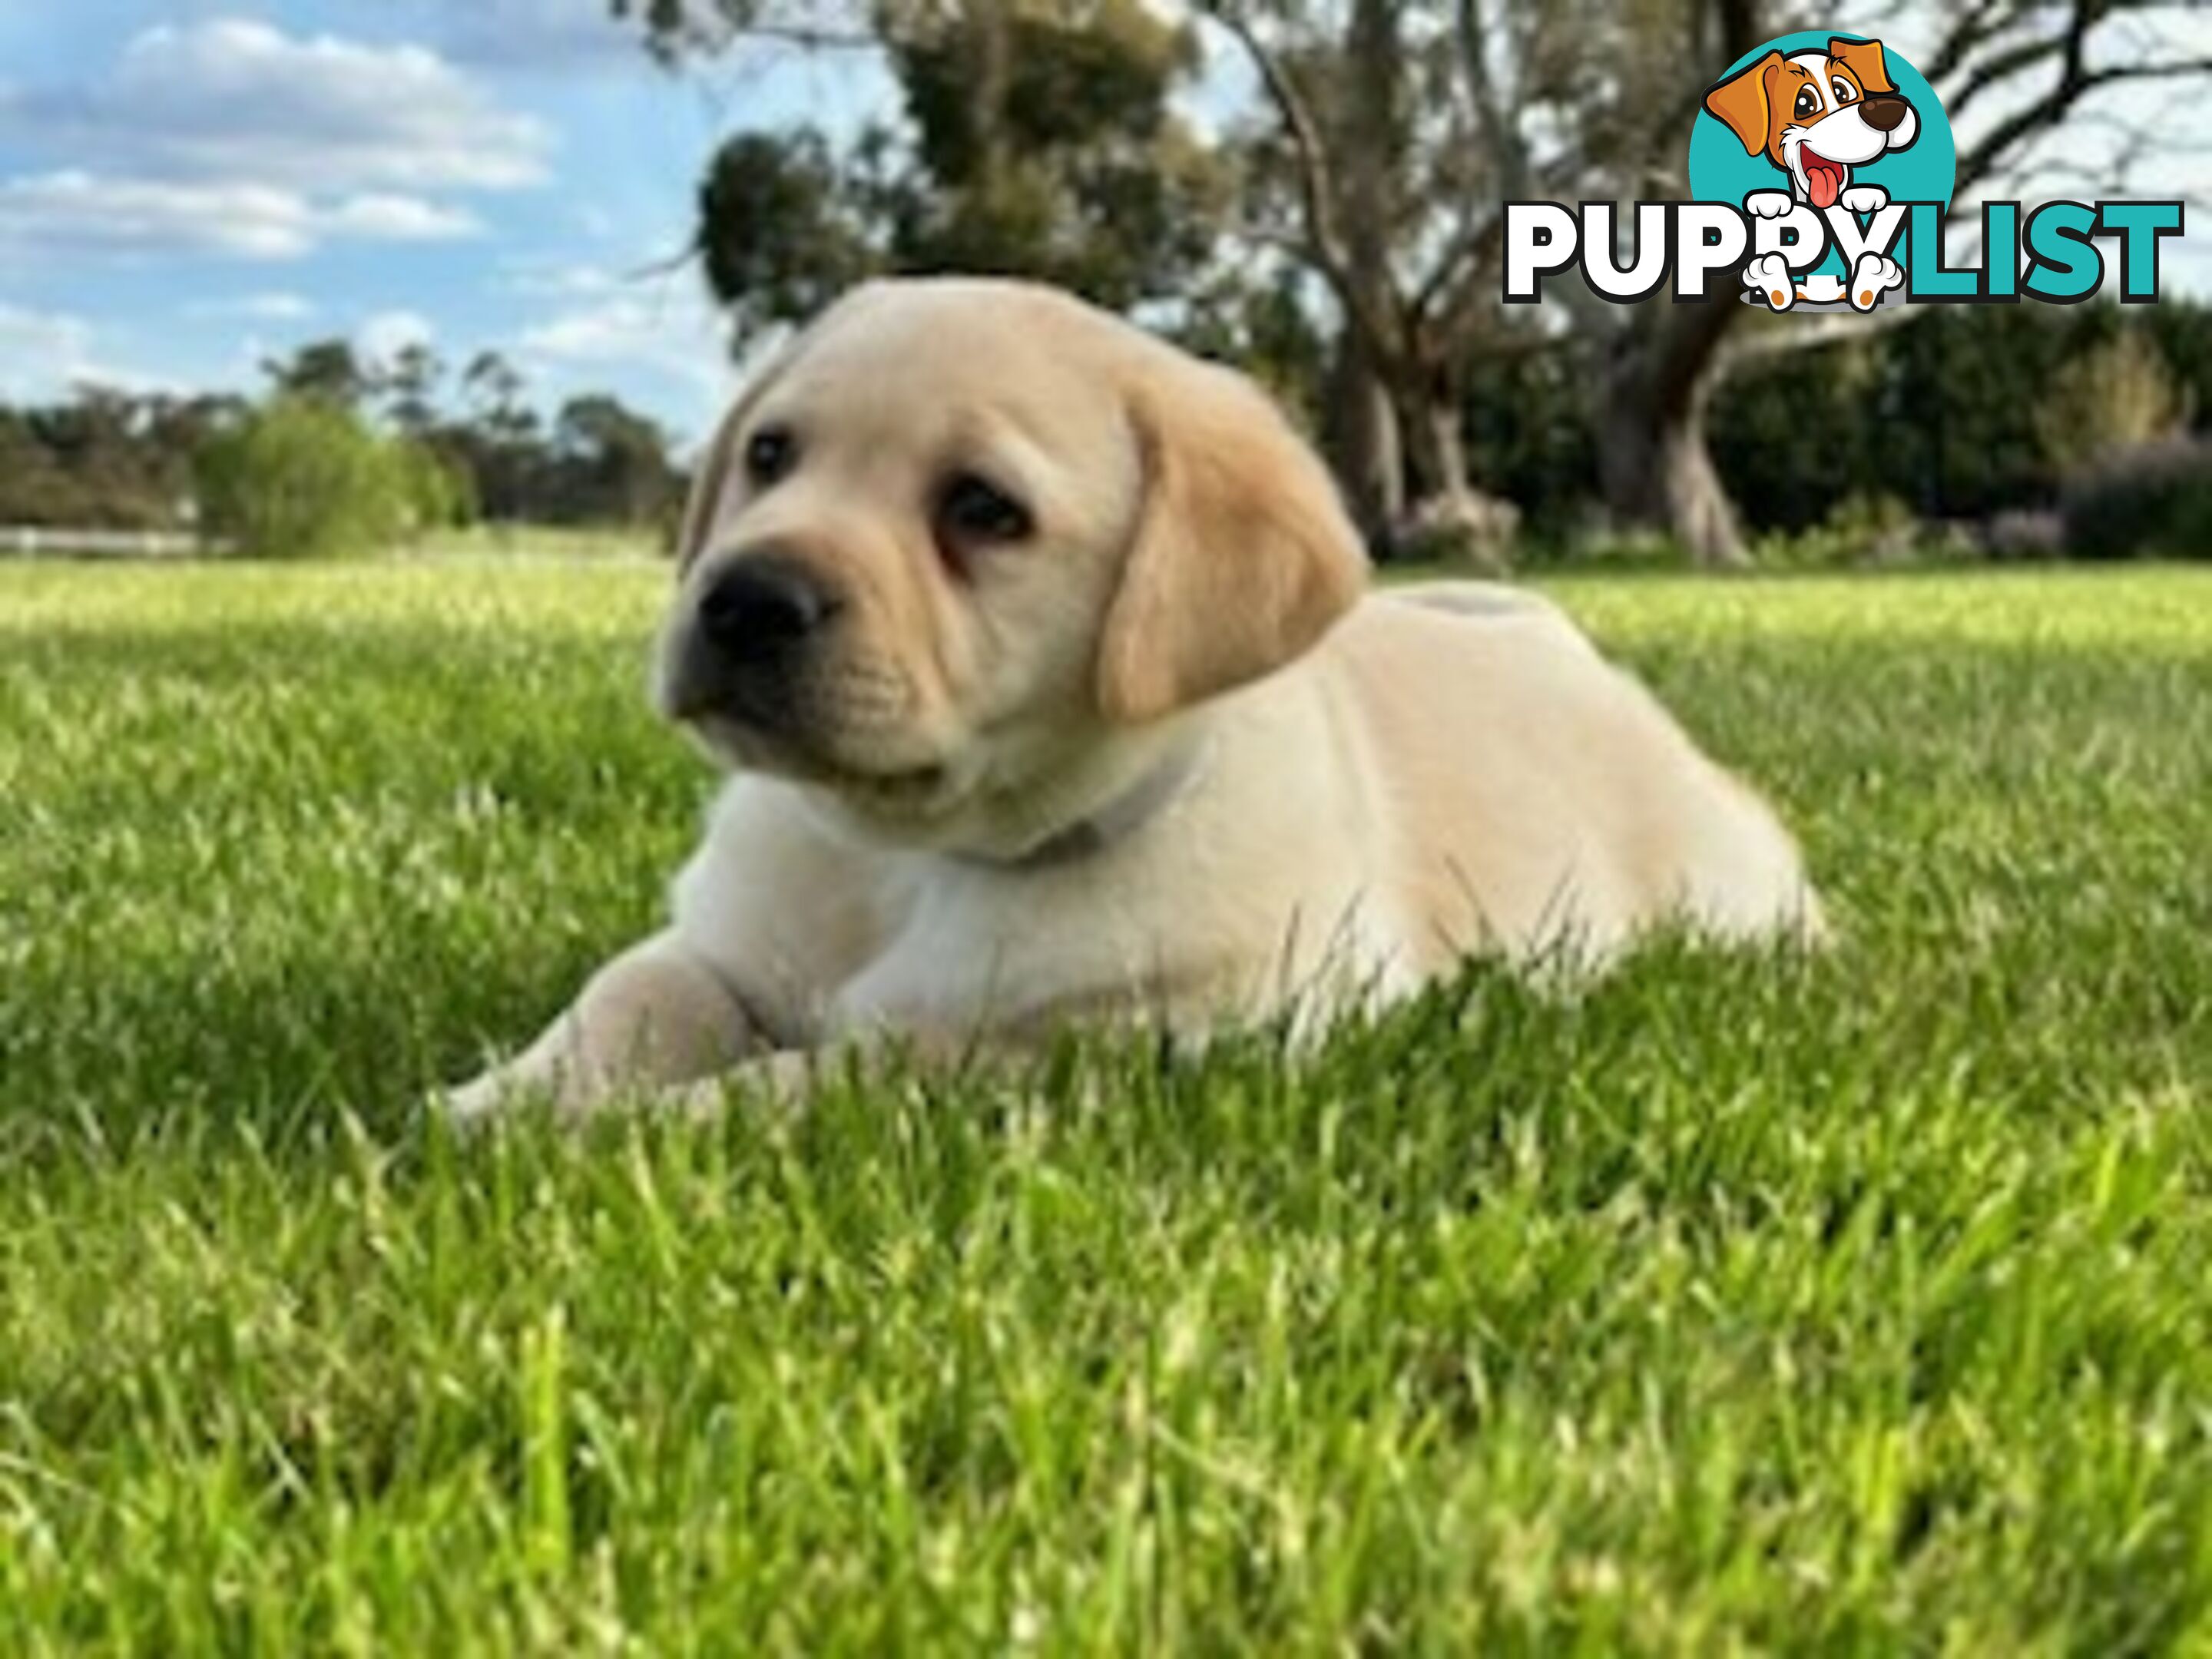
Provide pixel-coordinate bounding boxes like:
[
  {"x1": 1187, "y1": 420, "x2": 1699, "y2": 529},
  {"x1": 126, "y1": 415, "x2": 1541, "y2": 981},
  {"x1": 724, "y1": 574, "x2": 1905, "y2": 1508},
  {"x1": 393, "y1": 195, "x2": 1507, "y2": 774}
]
[{"x1": 2, "y1": 559, "x2": 2208, "y2": 1650}]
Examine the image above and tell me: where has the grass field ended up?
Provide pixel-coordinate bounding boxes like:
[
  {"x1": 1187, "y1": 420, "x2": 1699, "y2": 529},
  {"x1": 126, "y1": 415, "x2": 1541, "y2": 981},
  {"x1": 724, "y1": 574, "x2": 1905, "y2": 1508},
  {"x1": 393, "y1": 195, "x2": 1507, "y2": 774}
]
[{"x1": 3, "y1": 558, "x2": 2209, "y2": 1651}]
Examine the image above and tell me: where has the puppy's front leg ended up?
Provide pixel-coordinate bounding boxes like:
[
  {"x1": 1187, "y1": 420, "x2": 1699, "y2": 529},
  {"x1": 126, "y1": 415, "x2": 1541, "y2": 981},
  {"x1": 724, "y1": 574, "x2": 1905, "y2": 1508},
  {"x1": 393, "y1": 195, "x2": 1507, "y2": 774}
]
[
  {"x1": 444, "y1": 930, "x2": 769, "y2": 1124},
  {"x1": 664, "y1": 1028, "x2": 1011, "y2": 1118}
]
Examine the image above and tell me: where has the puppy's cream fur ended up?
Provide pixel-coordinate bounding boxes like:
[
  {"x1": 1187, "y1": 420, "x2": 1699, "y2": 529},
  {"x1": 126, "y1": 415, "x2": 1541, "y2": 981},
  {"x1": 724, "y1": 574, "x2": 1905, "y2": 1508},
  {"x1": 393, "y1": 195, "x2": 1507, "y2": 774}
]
[{"x1": 447, "y1": 278, "x2": 1819, "y2": 1121}]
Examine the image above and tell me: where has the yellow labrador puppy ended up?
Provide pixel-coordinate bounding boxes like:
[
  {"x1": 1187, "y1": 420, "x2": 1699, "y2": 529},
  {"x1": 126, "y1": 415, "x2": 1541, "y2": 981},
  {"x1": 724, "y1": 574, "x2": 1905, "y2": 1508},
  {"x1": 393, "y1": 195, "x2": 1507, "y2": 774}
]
[{"x1": 447, "y1": 277, "x2": 1819, "y2": 1122}]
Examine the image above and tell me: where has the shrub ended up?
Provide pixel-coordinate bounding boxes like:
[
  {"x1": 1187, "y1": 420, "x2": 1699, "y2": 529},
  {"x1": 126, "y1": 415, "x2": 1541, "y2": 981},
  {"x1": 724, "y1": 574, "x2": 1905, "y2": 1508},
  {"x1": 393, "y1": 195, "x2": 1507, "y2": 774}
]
[
  {"x1": 194, "y1": 399, "x2": 435, "y2": 558},
  {"x1": 1534, "y1": 524, "x2": 1694, "y2": 570},
  {"x1": 1753, "y1": 492, "x2": 1964, "y2": 569},
  {"x1": 2035, "y1": 330, "x2": 2192, "y2": 476},
  {"x1": 398, "y1": 442, "x2": 478, "y2": 532},
  {"x1": 1982, "y1": 508, "x2": 2068, "y2": 561},
  {"x1": 2058, "y1": 436, "x2": 2212, "y2": 561}
]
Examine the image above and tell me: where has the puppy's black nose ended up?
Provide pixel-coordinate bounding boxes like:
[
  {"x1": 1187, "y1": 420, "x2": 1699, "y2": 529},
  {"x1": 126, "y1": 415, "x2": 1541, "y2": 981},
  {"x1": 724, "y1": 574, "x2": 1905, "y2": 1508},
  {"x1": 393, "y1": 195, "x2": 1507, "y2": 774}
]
[
  {"x1": 1860, "y1": 93, "x2": 1909, "y2": 133},
  {"x1": 697, "y1": 553, "x2": 843, "y2": 657}
]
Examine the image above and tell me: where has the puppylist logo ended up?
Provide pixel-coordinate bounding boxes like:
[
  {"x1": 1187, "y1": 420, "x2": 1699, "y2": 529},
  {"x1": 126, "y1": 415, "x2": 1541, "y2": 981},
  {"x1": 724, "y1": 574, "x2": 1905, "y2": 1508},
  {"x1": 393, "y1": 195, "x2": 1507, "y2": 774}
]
[{"x1": 1505, "y1": 31, "x2": 2185, "y2": 313}]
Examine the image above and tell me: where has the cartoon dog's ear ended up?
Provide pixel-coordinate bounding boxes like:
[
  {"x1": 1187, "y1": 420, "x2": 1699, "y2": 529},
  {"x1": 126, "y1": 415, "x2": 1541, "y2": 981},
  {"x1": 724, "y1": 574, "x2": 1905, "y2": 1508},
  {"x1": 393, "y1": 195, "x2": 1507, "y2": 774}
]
[
  {"x1": 1827, "y1": 36, "x2": 1896, "y2": 95},
  {"x1": 1704, "y1": 50, "x2": 1785, "y2": 156},
  {"x1": 1096, "y1": 359, "x2": 1368, "y2": 725}
]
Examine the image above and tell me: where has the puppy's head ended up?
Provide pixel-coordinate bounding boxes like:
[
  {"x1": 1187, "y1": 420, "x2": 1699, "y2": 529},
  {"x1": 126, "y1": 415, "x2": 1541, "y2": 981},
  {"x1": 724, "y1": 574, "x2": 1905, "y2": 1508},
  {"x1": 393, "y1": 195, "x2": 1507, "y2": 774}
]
[
  {"x1": 660, "y1": 277, "x2": 1366, "y2": 850},
  {"x1": 1704, "y1": 37, "x2": 1918, "y2": 209}
]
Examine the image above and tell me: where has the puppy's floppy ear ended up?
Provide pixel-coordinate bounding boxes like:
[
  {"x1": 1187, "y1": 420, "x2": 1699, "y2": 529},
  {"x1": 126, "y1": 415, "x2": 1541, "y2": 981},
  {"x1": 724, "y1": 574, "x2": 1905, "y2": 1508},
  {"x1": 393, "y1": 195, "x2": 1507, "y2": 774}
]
[
  {"x1": 1095, "y1": 358, "x2": 1368, "y2": 725},
  {"x1": 1827, "y1": 36, "x2": 1895, "y2": 95},
  {"x1": 673, "y1": 345, "x2": 796, "y2": 571},
  {"x1": 1704, "y1": 50, "x2": 1784, "y2": 155},
  {"x1": 674, "y1": 399, "x2": 746, "y2": 571}
]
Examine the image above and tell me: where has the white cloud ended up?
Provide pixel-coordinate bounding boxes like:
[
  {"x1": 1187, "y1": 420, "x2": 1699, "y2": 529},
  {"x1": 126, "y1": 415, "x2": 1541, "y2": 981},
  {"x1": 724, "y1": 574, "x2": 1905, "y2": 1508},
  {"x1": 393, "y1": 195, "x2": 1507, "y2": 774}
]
[
  {"x1": 5, "y1": 19, "x2": 551, "y2": 194},
  {"x1": 355, "y1": 308, "x2": 436, "y2": 369},
  {"x1": 187, "y1": 291, "x2": 319, "y2": 323},
  {"x1": 0, "y1": 171, "x2": 478, "y2": 262},
  {"x1": 323, "y1": 194, "x2": 485, "y2": 243},
  {"x1": 516, "y1": 287, "x2": 724, "y2": 379},
  {"x1": 512, "y1": 278, "x2": 740, "y2": 439},
  {"x1": 0, "y1": 303, "x2": 97, "y2": 400},
  {"x1": 0, "y1": 303, "x2": 172, "y2": 400},
  {"x1": 495, "y1": 257, "x2": 627, "y2": 299},
  {"x1": 0, "y1": 19, "x2": 533, "y2": 265},
  {"x1": 386, "y1": 0, "x2": 645, "y2": 73}
]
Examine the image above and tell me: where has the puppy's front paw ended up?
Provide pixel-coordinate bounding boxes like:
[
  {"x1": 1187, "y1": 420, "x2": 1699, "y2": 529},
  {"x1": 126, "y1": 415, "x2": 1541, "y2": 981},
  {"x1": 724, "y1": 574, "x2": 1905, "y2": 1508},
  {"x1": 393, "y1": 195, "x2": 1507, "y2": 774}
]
[
  {"x1": 1848, "y1": 252, "x2": 1904, "y2": 311},
  {"x1": 1838, "y1": 184, "x2": 1889, "y2": 215},
  {"x1": 1741, "y1": 252, "x2": 1796, "y2": 310},
  {"x1": 1743, "y1": 190, "x2": 1795, "y2": 220},
  {"x1": 674, "y1": 1051, "x2": 823, "y2": 1118},
  {"x1": 438, "y1": 1065, "x2": 541, "y2": 1129}
]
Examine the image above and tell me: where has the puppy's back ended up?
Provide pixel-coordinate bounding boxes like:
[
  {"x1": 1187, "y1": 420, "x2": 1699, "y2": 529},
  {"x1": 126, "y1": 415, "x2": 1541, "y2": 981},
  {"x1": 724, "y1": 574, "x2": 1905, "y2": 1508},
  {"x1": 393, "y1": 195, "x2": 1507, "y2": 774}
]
[{"x1": 1324, "y1": 590, "x2": 1820, "y2": 962}]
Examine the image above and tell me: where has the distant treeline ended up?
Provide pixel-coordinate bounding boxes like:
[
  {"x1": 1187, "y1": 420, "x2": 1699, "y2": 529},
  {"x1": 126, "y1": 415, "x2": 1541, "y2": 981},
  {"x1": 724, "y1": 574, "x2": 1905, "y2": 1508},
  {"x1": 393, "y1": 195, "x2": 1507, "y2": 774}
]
[
  {"x1": 0, "y1": 339, "x2": 684, "y2": 537},
  {"x1": 3, "y1": 296, "x2": 2207, "y2": 558}
]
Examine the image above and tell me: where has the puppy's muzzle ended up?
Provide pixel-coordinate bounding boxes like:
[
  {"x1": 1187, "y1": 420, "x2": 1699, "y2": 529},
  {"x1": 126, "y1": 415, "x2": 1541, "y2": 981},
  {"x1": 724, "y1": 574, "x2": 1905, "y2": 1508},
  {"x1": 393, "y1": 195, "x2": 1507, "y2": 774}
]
[{"x1": 667, "y1": 549, "x2": 847, "y2": 729}]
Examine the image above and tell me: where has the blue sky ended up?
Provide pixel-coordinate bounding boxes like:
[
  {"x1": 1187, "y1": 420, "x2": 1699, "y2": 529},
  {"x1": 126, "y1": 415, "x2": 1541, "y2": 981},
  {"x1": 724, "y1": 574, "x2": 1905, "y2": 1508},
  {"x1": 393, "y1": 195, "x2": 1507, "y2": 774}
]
[
  {"x1": 0, "y1": 2, "x2": 895, "y2": 444},
  {"x1": 1, "y1": 4, "x2": 2203, "y2": 449}
]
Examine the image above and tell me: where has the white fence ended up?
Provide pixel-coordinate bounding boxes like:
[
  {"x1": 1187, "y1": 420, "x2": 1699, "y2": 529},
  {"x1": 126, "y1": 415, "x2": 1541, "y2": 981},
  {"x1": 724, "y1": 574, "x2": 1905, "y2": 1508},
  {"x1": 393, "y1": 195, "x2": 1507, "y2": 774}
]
[{"x1": 0, "y1": 526, "x2": 221, "y2": 558}]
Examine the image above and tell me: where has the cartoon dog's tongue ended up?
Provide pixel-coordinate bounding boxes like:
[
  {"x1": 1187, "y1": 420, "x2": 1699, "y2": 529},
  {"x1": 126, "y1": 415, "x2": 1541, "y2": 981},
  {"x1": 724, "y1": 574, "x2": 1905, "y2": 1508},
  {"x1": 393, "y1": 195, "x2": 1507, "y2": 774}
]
[{"x1": 1803, "y1": 152, "x2": 1845, "y2": 209}]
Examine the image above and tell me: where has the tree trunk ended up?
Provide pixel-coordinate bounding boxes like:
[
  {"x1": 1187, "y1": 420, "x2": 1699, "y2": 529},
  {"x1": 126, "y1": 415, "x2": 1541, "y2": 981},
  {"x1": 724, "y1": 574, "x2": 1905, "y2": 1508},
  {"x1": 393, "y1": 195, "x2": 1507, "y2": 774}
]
[
  {"x1": 1409, "y1": 383, "x2": 1471, "y2": 503},
  {"x1": 1656, "y1": 402, "x2": 1743, "y2": 568},
  {"x1": 1596, "y1": 308, "x2": 1750, "y2": 569},
  {"x1": 1581, "y1": 0, "x2": 1763, "y2": 568},
  {"x1": 961, "y1": 0, "x2": 1012, "y2": 196},
  {"x1": 1327, "y1": 0, "x2": 1405, "y2": 541},
  {"x1": 1394, "y1": 369, "x2": 1515, "y2": 573},
  {"x1": 1324, "y1": 331, "x2": 1403, "y2": 539}
]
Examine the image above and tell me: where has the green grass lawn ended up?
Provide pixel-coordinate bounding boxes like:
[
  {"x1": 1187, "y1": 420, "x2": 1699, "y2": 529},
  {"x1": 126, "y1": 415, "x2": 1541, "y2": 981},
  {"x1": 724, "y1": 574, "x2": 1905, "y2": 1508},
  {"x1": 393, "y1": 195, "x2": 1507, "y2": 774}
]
[{"x1": 3, "y1": 558, "x2": 2209, "y2": 1651}]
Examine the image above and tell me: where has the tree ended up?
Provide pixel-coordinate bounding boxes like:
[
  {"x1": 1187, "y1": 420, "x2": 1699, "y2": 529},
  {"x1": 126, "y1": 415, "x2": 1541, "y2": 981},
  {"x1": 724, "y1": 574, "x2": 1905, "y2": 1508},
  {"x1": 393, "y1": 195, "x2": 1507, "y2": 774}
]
[
  {"x1": 621, "y1": 0, "x2": 1530, "y2": 550},
  {"x1": 0, "y1": 386, "x2": 247, "y2": 531},
  {"x1": 628, "y1": 0, "x2": 1227, "y2": 351},
  {"x1": 877, "y1": 0, "x2": 1223, "y2": 305},
  {"x1": 2035, "y1": 330, "x2": 2192, "y2": 476},
  {"x1": 552, "y1": 395, "x2": 686, "y2": 524},
  {"x1": 1560, "y1": 0, "x2": 1770, "y2": 567},
  {"x1": 695, "y1": 130, "x2": 882, "y2": 342},
  {"x1": 449, "y1": 351, "x2": 544, "y2": 521},
  {"x1": 577, "y1": 2, "x2": 2204, "y2": 561},
  {"x1": 194, "y1": 398, "x2": 432, "y2": 558},
  {"x1": 1181, "y1": 0, "x2": 2212, "y2": 565},
  {"x1": 262, "y1": 339, "x2": 376, "y2": 412},
  {"x1": 1200, "y1": 0, "x2": 1793, "y2": 564},
  {"x1": 461, "y1": 351, "x2": 535, "y2": 442},
  {"x1": 382, "y1": 343, "x2": 446, "y2": 439},
  {"x1": 1633, "y1": 0, "x2": 2212, "y2": 562}
]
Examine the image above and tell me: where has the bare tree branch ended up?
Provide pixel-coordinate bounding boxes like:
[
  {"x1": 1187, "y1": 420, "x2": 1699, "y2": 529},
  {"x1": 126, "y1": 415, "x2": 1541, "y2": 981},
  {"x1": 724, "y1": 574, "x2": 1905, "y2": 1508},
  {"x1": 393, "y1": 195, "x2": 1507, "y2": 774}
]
[
  {"x1": 1921, "y1": 0, "x2": 2018, "y2": 87},
  {"x1": 724, "y1": 21, "x2": 881, "y2": 48},
  {"x1": 1455, "y1": 0, "x2": 1529, "y2": 204},
  {"x1": 1958, "y1": 56, "x2": 2212, "y2": 191},
  {"x1": 1198, "y1": 4, "x2": 1400, "y2": 359}
]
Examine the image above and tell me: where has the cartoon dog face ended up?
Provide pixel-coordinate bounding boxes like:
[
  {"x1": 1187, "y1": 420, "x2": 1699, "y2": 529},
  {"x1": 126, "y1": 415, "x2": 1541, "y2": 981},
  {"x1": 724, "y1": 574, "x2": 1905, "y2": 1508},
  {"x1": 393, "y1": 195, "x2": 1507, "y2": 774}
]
[{"x1": 1704, "y1": 37, "x2": 1918, "y2": 210}]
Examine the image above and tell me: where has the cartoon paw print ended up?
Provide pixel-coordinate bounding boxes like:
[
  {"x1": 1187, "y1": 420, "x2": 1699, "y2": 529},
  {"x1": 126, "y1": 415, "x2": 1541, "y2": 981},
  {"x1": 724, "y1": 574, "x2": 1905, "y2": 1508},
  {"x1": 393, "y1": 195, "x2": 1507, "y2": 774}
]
[
  {"x1": 1839, "y1": 184, "x2": 1890, "y2": 215},
  {"x1": 1848, "y1": 252, "x2": 1904, "y2": 311},
  {"x1": 1742, "y1": 252, "x2": 1796, "y2": 311},
  {"x1": 1743, "y1": 190, "x2": 1795, "y2": 220}
]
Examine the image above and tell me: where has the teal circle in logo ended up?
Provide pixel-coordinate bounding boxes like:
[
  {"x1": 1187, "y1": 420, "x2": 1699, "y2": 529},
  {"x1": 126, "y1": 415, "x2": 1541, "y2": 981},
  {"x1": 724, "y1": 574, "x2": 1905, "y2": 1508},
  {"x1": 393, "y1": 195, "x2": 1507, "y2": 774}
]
[{"x1": 1688, "y1": 31, "x2": 1954, "y2": 282}]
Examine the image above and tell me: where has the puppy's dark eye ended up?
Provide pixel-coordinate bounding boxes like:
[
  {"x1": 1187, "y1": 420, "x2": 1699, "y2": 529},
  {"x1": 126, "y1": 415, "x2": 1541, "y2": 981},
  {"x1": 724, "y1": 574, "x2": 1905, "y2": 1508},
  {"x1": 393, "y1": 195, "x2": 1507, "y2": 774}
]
[
  {"x1": 938, "y1": 472, "x2": 1032, "y2": 543},
  {"x1": 743, "y1": 426, "x2": 796, "y2": 487},
  {"x1": 1830, "y1": 78, "x2": 1856, "y2": 104},
  {"x1": 1794, "y1": 85, "x2": 1820, "y2": 118}
]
